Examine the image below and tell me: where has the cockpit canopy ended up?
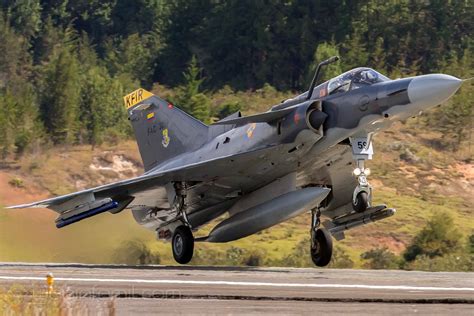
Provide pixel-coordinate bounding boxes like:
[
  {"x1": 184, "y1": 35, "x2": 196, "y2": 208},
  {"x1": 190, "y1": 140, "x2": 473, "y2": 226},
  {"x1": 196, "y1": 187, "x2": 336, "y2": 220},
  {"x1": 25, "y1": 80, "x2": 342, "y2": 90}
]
[{"x1": 327, "y1": 68, "x2": 390, "y2": 95}]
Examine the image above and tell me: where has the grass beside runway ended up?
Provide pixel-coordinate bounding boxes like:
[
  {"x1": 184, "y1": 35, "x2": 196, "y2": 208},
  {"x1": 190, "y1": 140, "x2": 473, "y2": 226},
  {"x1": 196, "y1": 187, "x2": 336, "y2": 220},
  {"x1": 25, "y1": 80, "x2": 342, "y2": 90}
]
[{"x1": 0, "y1": 286, "x2": 116, "y2": 315}]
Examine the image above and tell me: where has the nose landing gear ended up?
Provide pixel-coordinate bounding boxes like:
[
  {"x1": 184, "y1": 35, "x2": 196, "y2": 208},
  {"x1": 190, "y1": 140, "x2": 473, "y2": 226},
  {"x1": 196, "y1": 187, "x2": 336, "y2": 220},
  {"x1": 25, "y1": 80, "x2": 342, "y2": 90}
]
[
  {"x1": 350, "y1": 135, "x2": 374, "y2": 213},
  {"x1": 352, "y1": 160, "x2": 372, "y2": 213}
]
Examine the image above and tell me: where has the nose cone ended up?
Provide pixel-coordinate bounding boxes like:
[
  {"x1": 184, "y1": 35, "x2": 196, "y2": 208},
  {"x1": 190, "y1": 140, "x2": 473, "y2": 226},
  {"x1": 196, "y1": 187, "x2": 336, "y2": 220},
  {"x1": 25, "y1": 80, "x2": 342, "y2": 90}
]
[{"x1": 407, "y1": 74, "x2": 462, "y2": 109}]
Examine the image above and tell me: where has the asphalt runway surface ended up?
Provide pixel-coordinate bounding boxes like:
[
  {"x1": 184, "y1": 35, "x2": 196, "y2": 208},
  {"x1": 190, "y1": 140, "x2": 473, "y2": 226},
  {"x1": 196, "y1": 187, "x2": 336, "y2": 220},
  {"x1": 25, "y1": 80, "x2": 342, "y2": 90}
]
[{"x1": 0, "y1": 263, "x2": 473, "y2": 315}]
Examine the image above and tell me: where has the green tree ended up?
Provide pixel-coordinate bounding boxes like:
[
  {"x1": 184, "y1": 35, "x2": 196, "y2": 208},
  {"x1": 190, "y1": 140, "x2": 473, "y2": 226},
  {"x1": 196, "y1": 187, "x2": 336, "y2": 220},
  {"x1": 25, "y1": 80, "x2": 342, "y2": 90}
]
[
  {"x1": 0, "y1": 12, "x2": 32, "y2": 85},
  {"x1": 79, "y1": 66, "x2": 128, "y2": 145},
  {"x1": 0, "y1": 84, "x2": 41, "y2": 157},
  {"x1": 39, "y1": 47, "x2": 81, "y2": 144},
  {"x1": 404, "y1": 212, "x2": 463, "y2": 262},
  {"x1": 188, "y1": 93, "x2": 210, "y2": 123},
  {"x1": 7, "y1": 0, "x2": 42, "y2": 39},
  {"x1": 425, "y1": 51, "x2": 473, "y2": 151},
  {"x1": 0, "y1": 90, "x2": 17, "y2": 156},
  {"x1": 66, "y1": 0, "x2": 115, "y2": 45},
  {"x1": 173, "y1": 55, "x2": 210, "y2": 122},
  {"x1": 0, "y1": 12, "x2": 41, "y2": 156},
  {"x1": 33, "y1": 17, "x2": 76, "y2": 63},
  {"x1": 179, "y1": 56, "x2": 203, "y2": 104},
  {"x1": 370, "y1": 37, "x2": 387, "y2": 73},
  {"x1": 12, "y1": 84, "x2": 42, "y2": 155},
  {"x1": 40, "y1": 0, "x2": 71, "y2": 27},
  {"x1": 309, "y1": 42, "x2": 342, "y2": 83},
  {"x1": 341, "y1": 29, "x2": 368, "y2": 69},
  {"x1": 157, "y1": 0, "x2": 213, "y2": 86},
  {"x1": 110, "y1": 0, "x2": 165, "y2": 36},
  {"x1": 105, "y1": 33, "x2": 159, "y2": 87}
]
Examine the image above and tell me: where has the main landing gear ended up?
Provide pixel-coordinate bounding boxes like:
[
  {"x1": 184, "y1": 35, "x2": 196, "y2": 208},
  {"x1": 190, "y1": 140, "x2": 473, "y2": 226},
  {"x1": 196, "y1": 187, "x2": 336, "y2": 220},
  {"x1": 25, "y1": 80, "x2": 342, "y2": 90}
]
[
  {"x1": 170, "y1": 182, "x2": 195, "y2": 264},
  {"x1": 172, "y1": 225, "x2": 194, "y2": 264},
  {"x1": 310, "y1": 208, "x2": 333, "y2": 267},
  {"x1": 350, "y1": 135, "x2": 374, "y2": 213}
]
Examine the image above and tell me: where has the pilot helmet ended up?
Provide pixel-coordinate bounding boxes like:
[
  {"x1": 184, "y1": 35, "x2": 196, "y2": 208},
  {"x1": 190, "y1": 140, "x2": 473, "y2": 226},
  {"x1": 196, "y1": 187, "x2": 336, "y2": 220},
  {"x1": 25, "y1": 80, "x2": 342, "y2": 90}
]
[{"x1": 360, "y1": 69, "x2": 378, "y2": 83}]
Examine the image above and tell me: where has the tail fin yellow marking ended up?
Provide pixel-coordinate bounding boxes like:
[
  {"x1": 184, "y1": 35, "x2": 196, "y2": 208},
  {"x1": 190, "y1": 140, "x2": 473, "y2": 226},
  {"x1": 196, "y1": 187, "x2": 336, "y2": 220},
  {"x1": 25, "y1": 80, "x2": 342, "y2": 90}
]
[{"x1": 123, "y1": 88, "x2": 154, "y2": 109}]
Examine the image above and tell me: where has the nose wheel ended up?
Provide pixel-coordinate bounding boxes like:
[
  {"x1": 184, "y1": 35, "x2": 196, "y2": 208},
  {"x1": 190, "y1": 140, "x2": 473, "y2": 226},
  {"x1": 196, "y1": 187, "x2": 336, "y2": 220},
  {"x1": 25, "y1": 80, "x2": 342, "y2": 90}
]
[
  {"x1": 353, "y1": 191, "x2": 369, "y2": 213},
  {"x1": 310, "y1": 209, "x2": 333, "y2": 267}
]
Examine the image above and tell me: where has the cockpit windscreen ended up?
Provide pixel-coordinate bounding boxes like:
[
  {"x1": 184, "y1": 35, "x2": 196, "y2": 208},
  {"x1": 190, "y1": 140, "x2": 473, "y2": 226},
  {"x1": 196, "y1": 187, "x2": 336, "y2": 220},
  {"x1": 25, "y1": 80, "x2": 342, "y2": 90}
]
[{"x1": 327, "y1": 68, "x2": 390, "y2": 95}]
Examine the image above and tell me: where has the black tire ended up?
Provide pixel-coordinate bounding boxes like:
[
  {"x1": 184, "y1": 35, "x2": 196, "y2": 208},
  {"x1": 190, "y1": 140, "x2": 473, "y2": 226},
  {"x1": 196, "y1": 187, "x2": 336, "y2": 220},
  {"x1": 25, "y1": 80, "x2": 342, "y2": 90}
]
[
  {"x1": 172, "y1": 225, "x2": 194, "y2": 264},
  {"x1": 310, "y1": 228, "x2": 333, "y2": 267},
  {"x1": 352, "y1": 191, "x2": 368, "y2": 213}
]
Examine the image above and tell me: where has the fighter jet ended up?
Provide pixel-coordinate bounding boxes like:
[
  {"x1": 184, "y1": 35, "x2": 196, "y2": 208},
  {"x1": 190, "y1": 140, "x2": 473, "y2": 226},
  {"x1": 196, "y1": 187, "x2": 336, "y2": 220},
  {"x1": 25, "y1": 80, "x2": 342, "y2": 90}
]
[{"x1": 8, "y1": 56, "x2": 463, "y2": 266}]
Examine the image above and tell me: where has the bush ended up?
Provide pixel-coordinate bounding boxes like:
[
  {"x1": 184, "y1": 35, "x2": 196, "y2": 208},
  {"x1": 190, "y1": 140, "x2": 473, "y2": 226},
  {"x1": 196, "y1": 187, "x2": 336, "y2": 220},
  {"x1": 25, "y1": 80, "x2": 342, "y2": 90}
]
[
  {"x1": 281, "y1": 237, "x2": 312, "y2": 267},
  {"x1": 403, "y1": 212, "x2": 463, "y2": 262},
  {"x1": 216, "y1": 101, "x2": 242, "y2": 119},
  {"x1": 328, "y1": 246, "x2": 355, "y2": 269},
  {"x1": 190, "y1": 248, "x2": 223, "y2": 265},
  {"x1": 404, "y1": 254, "x2": 473, "y2": 272},
  {"x1": 361, "y1": 247, "x2": 400, "y2": 269},
  {"x1": 281, "y1": 237, "x2": 354, "y2": 268},
  {"x1": 191, "y1": 246, "x2": 263, "y2": 266},
  {"x1": 468, "y1": 234, "x2": 474, "y2": 254},
  {"x1": 8, "y1": 177, "x2": 24, "y2": 188},
  {"x1": 244, "y1": 249, "x2": 266, "y2": 267},
  {"x1": 225, "y1": 246, "x2": 245, "y2": 265},
  {"x1": 112, "y1": 240, "x2": 160, "y2": 265}
]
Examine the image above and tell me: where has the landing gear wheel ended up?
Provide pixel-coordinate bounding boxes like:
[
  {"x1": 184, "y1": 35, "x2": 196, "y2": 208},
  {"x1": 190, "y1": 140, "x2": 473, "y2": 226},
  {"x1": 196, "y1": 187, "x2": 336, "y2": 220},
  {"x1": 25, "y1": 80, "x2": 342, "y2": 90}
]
[
  {"x1": 352, "y1": 191, "x2": 368, "y2": 213},
  {"x1": 172, "y1": 225, "x2": 194, "y2": 264},
  {"x1": 311, "y1": 228, "x2": 333, "y2": 267}
]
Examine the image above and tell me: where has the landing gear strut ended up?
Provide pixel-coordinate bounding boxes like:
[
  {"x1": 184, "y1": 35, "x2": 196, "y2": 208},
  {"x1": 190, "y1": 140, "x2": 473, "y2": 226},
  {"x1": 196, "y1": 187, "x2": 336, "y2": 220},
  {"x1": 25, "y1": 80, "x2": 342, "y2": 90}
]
[
  {"x1": 169, "y1": 182, "x2": 194, "y2": 264},
  {"x1": 352, "y1": 159, "x2": 371, "y2": 213},
  {"x1": 310, "y1": 208, "x2": 333, "y2": 267},
  {"x1": 350, "y1": 135, "x2": 374, "y2": 213}
]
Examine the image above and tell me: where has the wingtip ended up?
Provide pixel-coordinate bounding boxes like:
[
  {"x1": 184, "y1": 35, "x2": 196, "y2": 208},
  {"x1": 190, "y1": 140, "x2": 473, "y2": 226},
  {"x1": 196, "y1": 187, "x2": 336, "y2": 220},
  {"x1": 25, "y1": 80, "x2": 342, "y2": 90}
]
[
  {"x1": 4, "y1": 203, "x2": 47, "y2": 209},
  {"x1": 4, "y1": 205, "x2": 22, "y2": 209}
]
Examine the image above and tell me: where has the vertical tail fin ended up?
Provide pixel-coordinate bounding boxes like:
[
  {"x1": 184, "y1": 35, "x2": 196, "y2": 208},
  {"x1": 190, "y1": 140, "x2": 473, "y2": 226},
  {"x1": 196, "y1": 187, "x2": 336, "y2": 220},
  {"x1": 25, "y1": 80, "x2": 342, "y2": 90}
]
[{"x1": 124, "y1": 88, "x2": 208, "y2": 171}]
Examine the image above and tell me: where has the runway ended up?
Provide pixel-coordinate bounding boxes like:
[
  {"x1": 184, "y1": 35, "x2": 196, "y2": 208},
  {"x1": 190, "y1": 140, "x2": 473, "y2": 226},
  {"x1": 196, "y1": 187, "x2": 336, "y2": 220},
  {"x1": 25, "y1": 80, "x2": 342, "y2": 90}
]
[{"x1": 0, "y1": 263, "x2": 473, "y2": 314}]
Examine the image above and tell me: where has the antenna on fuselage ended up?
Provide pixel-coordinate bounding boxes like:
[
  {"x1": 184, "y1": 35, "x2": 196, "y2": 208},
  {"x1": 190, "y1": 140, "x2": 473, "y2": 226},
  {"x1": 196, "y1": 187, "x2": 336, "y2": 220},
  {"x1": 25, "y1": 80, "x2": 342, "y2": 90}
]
[{"x1": 306, "y1": 56, "x2": 340, "y2": 100}]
